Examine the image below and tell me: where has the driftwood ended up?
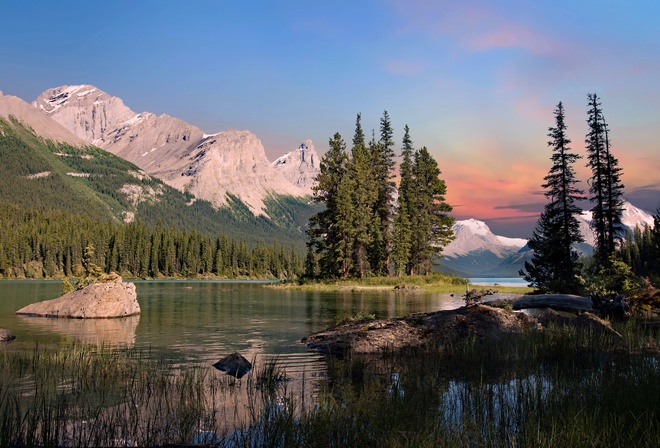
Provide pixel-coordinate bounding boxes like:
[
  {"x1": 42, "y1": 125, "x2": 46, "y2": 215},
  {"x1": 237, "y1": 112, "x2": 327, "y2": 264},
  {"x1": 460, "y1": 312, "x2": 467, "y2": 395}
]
[{"x1": 491, "y1": 294, "x2": 594, "y2": 313}]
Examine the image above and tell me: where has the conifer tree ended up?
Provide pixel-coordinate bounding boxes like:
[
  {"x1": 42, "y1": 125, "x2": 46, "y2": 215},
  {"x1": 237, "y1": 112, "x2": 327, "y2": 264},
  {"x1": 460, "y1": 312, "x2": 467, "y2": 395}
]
[
  {"x1": 307, "y1": 132, "x2": 349, "y2": 277},
  {"x1": 521, "y1": 102, "x2": 585, "y2": 293},
  {"x1": 369, "y1": 110, "x2": 396, "y2": 276},
  {"x1": 586, "y1": 93, "x2": 625, "y2": 268},
  {"x1": 409, "y1": 147, "x2": 454, "y2": 275},
  {"x1": 392, "y1": 125, "x2": 415, "y2": 275},
  {"x1": 349, "y1": 114, "x2": 378, "y2": 277}
]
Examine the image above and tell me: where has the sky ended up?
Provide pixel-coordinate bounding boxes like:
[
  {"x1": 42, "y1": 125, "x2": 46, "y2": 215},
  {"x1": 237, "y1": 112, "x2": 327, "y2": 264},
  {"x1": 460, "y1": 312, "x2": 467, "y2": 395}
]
[{"x1": 1, "y1": 0, "x2": 659, "y2": 237}]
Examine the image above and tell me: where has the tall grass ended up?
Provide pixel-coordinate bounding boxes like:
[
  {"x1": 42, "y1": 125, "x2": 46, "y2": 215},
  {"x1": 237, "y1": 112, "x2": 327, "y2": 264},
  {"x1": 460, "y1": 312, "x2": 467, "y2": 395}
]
[{"x1": 1, "y1": 320, "x2": 658, "y2": 447}]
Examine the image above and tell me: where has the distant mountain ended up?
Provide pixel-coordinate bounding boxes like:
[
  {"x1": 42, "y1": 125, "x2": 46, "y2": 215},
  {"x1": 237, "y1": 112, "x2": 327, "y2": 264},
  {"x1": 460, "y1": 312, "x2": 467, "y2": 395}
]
[
  {"x1": 577, "y1": 201, "x2": 655, "y2": 246},
  {"x1": 438, "y1": 219, "x2": 530, "y2": 278},
  {"x1": 437, "y1": 202, "x2": 655, "y2": 278},
  {"x1": 32, "y1": 85, "x2": 319, "y2": 216}
]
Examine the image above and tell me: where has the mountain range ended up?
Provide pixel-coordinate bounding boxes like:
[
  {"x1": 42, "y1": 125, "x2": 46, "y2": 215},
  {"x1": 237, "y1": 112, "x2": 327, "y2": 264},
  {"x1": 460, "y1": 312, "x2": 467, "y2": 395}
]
[
  {"x1": 438, "y1": 203, "x2": 655, "y2": 278},
  {"x1": 31, "y1": 85, "x2": 319, "y2": 215}
]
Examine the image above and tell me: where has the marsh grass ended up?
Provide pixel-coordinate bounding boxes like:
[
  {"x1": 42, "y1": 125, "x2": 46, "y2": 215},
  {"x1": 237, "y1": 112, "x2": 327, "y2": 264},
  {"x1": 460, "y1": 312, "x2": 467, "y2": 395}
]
[{"x1": 1, "y1": 320, "x2": 658, "y2": 447}]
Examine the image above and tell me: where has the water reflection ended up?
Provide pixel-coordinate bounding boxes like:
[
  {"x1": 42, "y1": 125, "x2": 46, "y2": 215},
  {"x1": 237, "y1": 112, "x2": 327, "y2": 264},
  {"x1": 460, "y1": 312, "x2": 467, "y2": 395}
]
[{"x1": 16, "y1": 314, "x2": 140, "y2": 347}]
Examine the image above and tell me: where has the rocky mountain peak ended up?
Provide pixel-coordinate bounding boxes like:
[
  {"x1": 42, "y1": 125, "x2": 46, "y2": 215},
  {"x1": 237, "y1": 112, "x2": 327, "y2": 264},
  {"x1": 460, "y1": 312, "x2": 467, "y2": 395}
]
[
  {"x1": 33, "y1": 85, "x2": 136, "y2": 144},
  {"x1": 444, "y1": 219, "x2": 527, "y2": 258},
  {"x1": 1, "y1": 90, "x2": 86, "y2": 146},
  {"x1": 271, "y1": 139, "x2": 320, "y2": 193}
]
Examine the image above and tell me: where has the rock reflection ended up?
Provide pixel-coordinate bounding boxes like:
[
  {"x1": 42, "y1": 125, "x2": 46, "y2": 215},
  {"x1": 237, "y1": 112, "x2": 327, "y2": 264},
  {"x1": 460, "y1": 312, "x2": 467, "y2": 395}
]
[{"x1": 16, "y1": 315, "x2": 139, "y2": 347}]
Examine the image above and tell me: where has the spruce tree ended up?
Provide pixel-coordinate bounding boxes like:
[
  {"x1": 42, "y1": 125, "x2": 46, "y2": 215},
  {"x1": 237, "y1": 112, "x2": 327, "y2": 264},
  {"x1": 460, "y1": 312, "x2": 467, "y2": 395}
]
[
  {"x1": 409, "y1": 147, "x2": 454, "y2": 275},
  {"x1": 392, "y1": 125, "x2": 415, "y2": 275},
  {"x1": 521, "y1": 102, "x2": 585, "y2": 293},
  {"x1": 585, "y1": 94, "x2": 625, "y2": 269},
  {"x1": 307, "y1": 132, "x2": 349, "y2": 278},
  {"x1": 349, "y1": 114, "x2": 378, "y2": 277},
  {"x1": 370, "y1": 110, "x2": 396, "y2": 276}
]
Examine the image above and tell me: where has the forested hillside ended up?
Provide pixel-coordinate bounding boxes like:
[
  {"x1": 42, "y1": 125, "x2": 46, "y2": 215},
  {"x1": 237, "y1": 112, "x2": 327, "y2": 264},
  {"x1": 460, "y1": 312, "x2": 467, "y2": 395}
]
[
  {"x1": 0, "y1": 116, "x2": 317, "y2": 278},
  {"x1": 0, "y1": 203, "x2": 302, "y2": 279}
]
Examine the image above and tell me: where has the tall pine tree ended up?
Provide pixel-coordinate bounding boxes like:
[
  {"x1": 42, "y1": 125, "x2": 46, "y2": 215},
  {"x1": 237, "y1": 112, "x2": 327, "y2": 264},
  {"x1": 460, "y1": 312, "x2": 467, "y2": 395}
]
[
  {"x1": 392, "y1": 125, "x2": 415, "y2": 276},
  {"x1": 368, "y1": 111, "x2": 396, "y2": 276},
  {"x1": 409, "y1": 147, "x2": 454, "y2": 275},
  {"x1": 349, "y1": 113, "x2": 378, "y2": 277},
  {"x1": 521, "y1": 102, "x2": 585, "y2": 293},
  {"x1": 307, "y1": 132, "x2": 349, "y2": 278},
  {"x1": 585, "y1": 93, "x2": 625, "y2": 268}
]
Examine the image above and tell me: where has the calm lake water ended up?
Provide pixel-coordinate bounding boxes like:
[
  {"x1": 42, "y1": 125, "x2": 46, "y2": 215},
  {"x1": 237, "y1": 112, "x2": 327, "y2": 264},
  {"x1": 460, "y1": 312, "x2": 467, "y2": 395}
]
[
  {"x1": 0, "y1": 280, "x2": 467, "y2": 375},
  {"x1": 469, "y1": 277, "x2": 529, "y2": 287}
]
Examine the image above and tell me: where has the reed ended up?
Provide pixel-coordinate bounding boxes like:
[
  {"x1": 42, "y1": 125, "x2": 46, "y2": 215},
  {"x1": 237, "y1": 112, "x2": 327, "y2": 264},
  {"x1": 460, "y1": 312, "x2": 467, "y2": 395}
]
[{"x1": 1, "y1": 319, "x2": 657, "y2": 447}]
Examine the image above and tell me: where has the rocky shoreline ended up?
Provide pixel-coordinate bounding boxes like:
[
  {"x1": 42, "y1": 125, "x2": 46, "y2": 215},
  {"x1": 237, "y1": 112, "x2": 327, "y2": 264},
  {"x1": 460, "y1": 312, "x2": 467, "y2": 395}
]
[{"x1": 302, "y1": 298, "x2": 620, "y2": 356}]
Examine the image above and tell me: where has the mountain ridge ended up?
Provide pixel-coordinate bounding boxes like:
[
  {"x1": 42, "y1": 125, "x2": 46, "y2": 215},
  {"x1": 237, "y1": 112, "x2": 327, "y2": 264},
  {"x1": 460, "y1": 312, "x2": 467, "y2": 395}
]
[{"x1": 32, "y1": 84, "x2": 320, "y2": 216}]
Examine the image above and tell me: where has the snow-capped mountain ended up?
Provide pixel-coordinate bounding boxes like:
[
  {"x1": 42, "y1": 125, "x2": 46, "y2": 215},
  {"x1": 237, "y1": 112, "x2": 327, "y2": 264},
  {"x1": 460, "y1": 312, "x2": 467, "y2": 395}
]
[
  {"x1": 577, "y1": 200, "x2": 655, "y2": 246},
  {"x1": 443, "y1": 219, "x2": 527, "y2": 258},
  {"x1": 439, "y1": 219, "x2": 530, "y2": 277},
  {"x1": 438, "y1": 201, "x2": 655, "y2": 277},
  {"x1": 32, "y1": 85, "x2": 319, "y2": 215}
]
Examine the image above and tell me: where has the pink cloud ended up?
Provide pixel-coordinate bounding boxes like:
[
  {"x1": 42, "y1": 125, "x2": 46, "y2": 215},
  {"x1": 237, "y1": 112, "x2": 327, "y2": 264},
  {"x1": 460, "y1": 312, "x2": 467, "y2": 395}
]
[
  {"x1": 441, "y1": 150, "x2": 547, "y2": 221},
  {"x1": 390, "y1": 0, "x2": 566, "y2": 57}
]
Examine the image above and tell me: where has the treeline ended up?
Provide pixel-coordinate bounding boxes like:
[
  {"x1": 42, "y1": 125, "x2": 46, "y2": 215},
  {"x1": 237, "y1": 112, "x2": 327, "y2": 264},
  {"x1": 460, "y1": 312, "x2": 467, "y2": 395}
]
[
  {"x1": 620, "y1": 221, "x2": 660, "y2": 282},
  {"x1": 0, "y1": 203, "x2": 303, "y2": 280},
  {"x1": 306, "y1": 112, "x2": 454, "y2": 279}
]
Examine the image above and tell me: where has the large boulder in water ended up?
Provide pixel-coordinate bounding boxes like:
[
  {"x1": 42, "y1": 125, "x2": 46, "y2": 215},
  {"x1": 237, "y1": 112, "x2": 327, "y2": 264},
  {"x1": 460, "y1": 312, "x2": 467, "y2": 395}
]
[{"x1": 15, "y1": 276, "x2": 139, "y2": 318}]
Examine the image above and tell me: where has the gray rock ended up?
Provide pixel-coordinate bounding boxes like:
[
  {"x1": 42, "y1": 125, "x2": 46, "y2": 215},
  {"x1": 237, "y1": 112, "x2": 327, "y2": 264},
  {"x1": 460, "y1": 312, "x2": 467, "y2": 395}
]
[
  {"x1": 15, "y1": 276, "x2": 139, "y2": 318},
  {"x1": 212, "y1": 352, "x2": 252, "y2": 378},
  {"x1": 0, "y1": 328, "x2": 16, "y2": 342}
]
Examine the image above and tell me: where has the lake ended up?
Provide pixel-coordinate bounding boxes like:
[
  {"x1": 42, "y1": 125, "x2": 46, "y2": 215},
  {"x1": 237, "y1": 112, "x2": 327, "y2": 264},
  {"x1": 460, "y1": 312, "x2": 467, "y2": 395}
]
[
  {"x1": 0, "y1": 280, "x2": 467, "y2": 374},
  {"x1": 469, "y1": 277, "x2": 529, "y2": 287}
]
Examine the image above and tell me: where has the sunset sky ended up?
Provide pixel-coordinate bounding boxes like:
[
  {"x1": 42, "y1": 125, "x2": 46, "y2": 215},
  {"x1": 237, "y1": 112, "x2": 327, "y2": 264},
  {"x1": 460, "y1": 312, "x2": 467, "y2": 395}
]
[{"x1": 2, "y1": 0, "x2": 659, "y2": 237}]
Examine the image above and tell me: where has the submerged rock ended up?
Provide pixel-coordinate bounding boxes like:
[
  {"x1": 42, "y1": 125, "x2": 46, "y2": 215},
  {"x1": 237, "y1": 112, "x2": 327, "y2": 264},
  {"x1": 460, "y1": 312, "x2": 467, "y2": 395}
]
[
  {"x1": 15, "y1": 276, "x2": 139, "y2": 318},
  {"x1": 212, "y1": 352, "x2": 252, "y2": 378},
  {"x1": 0, "y1": 328, "x2": 16, "y2": 342}
]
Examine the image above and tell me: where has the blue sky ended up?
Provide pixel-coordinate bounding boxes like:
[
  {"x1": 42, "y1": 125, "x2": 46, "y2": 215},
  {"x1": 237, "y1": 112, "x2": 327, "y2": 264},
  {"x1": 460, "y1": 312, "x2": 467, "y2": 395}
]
[{"x1": 2, "y1": 0, "x2": 659, "y2": 236}]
